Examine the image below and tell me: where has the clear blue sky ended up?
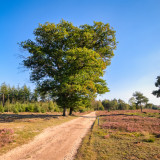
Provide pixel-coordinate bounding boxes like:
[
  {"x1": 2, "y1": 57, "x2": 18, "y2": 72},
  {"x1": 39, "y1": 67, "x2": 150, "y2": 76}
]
[{"x1": 0, "y1": 0, "x2": 160, "y2": 104}]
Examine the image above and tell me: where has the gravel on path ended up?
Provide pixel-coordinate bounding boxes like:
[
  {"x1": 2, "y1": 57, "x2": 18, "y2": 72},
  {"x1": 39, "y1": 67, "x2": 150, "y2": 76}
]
[{"x1": 0, "y1": 112, "x2": 96, "y2": 160}]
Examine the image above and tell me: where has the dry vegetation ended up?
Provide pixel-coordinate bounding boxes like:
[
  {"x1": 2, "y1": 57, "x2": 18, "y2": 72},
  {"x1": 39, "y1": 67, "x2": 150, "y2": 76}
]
[
  {"x1": 0, "y1": 112, "x2": 79, "y2": 156},
  {"x1": 75, "y1": 109, "x2": 160, "y2": 160}
]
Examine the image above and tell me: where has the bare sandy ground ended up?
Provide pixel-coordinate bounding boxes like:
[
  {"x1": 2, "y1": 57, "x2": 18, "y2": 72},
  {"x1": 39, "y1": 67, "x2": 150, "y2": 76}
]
[{"x1": 0, "y1": 112, "x2": 96, "y2": 160}]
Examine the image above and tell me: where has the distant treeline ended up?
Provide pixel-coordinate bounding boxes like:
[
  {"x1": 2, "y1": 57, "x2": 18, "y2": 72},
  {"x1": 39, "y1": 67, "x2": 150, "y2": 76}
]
[
  {"x1": 0, "y1": 101, "x2": 62, "y2": 114},
  {"x1": 0, "y1": 83, "x2": 159, "y2": 113},
  {"x1": 0, "y1": 83, "x2": 38, "y2": 105},
  {"x1": 0, "y1": 83, "x2": 101, "y2": 113},
  {"x1": 102, "y1": 98, "x2": 159, "y2": 111}
]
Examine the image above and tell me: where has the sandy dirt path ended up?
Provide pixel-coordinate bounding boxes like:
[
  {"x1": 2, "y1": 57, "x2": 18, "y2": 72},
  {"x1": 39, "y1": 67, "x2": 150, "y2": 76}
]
[{"x1": 0, "y1": 112, "x2": 96, "y2": 160}]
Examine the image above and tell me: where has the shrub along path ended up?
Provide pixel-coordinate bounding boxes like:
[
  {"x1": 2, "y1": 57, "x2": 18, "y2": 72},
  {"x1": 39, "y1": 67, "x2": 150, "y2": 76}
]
[{"x1": 0, "y1": 112, "x2": 96, "y2": 160}]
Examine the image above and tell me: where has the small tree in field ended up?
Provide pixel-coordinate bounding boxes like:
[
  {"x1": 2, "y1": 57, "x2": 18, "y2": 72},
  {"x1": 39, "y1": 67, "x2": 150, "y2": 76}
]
[
  {"x1": 133, "y1": 92, "x2": 148, "y2": 112},
  {"x1": 152, "y1": 76, "x2": 160, "y2": 98},
  {"x1": 20, "y1": 20, "x2": 117, "y2": 116}
]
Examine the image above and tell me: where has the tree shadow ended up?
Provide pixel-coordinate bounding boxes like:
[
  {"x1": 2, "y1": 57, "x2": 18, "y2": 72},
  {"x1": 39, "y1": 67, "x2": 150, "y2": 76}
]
[{"x1": 0, "y1": 113, "x2": 61, "y2": 123}]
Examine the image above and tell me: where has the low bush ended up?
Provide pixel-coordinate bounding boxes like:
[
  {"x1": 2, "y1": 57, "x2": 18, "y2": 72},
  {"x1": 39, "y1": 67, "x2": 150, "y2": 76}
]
[
  {"x1": 79, "y1": 106, "x2": 86, "y2": 113},
  {"x1": 143, "y1": 138, "x2": 155, "y2": 143},
  {"x1": 13, "y1": 107, "x2": 19, "y2": 114},
  {"x1": 33, "y1": 103, "x2": 41, "y2": 112},
  {"x1": 7, "y1": 102, "x2": 58, "y2": 113},
  {"x1": 0, "y1": 128, "x2": 14, "y2": 147},
  {"x1": 101, "y1": 111, "x2": 160, "y2": 135},
  {"x1": 0, "y1": 105, "x2": 4, "y2": 113}
]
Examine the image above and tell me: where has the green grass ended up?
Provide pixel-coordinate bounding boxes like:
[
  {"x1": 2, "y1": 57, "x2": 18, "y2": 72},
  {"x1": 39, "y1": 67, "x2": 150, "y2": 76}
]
[
  {"x1": 75, "y1": 110, "x2": 160, "y2": 160},
  {"x1": 126, "y1": 112, "x2": 160, "y2": 118}
]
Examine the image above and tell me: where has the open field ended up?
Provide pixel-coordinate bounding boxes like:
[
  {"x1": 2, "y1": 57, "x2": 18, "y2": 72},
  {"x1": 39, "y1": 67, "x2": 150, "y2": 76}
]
[
  {"x1": 0, "y1": 111, "x2": 86, "y2": 156},
  {"x1": 0, "y1": 112, "x2": 96, "y2": 160},
  {"x1": 75, "y1": 109, "x2": 160, "y2": 160}
]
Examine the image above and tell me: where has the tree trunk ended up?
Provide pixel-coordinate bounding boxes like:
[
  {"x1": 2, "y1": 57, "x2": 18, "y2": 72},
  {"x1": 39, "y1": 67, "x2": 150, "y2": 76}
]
[
  {"x1": 2, "y1": 94, "x2": 5, "y2": 107},
  {"x1": 136, "y1": 103, "x2": 138, "y2": 109},
  {"x1": 63, "y1": 107, "x2": 66, "y2": 116},
  {"x1": 69, "y1": 108, "x2": 73, "y2": 115},
  {"x1": 140, "y1": 103, "x2": 142, "y2": 112}
]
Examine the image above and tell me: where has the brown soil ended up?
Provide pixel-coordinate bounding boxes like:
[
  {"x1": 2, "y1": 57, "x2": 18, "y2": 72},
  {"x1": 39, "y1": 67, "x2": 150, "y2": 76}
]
[{"x1": 0, "y1": 112, "x2": 96, "y2": 160}]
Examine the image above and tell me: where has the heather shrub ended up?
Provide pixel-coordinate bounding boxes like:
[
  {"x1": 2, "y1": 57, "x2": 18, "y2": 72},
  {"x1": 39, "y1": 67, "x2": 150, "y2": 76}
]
[
  {"x1": 0, "y1": 128, "x2": 14, "y2": 147},
  {"x1": 104, "y1": 134, "x2": 110, "y2": 139},
  {"x1": 101, "y1": 113, "x2": 160, "y2": 135},
  {"x1": 97, "y1": 109, "x2": 160, "y2": 116}
]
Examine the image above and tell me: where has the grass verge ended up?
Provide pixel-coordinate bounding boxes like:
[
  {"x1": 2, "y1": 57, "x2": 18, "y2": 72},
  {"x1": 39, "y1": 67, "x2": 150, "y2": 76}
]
[{"x1": 75, "y1": 110, "x2": 160, "y2": 160}]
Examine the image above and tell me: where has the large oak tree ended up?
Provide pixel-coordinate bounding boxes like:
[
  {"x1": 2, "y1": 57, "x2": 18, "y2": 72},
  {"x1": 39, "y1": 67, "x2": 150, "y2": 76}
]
[{"x1": 20, "y1": 20, "x2": 117, "y2": 116}]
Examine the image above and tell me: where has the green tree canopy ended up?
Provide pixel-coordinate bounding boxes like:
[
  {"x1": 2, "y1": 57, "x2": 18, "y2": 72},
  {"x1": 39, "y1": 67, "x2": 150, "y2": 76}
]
[
  {"x1": 20, "y1": 20, "x2": 117, "y2": 116},
  {"x1": 0, "y1": 83, "x2": 32, "y2": 105},
  {"x1": 133, "y1": 91, "x2": 148, "y2": 112},
  {"x1": 118, "y1": 99, "x2": 129, "y2": 110},
  {"x1": 152, "y1": 76, "x2": 160, "y2": 98},
  {"x1": 102, "y1": 99, "x2": 112, "y2": 111},
  {"x1": 102, "y1": 99, "x2": 129, "y2": 111}
]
